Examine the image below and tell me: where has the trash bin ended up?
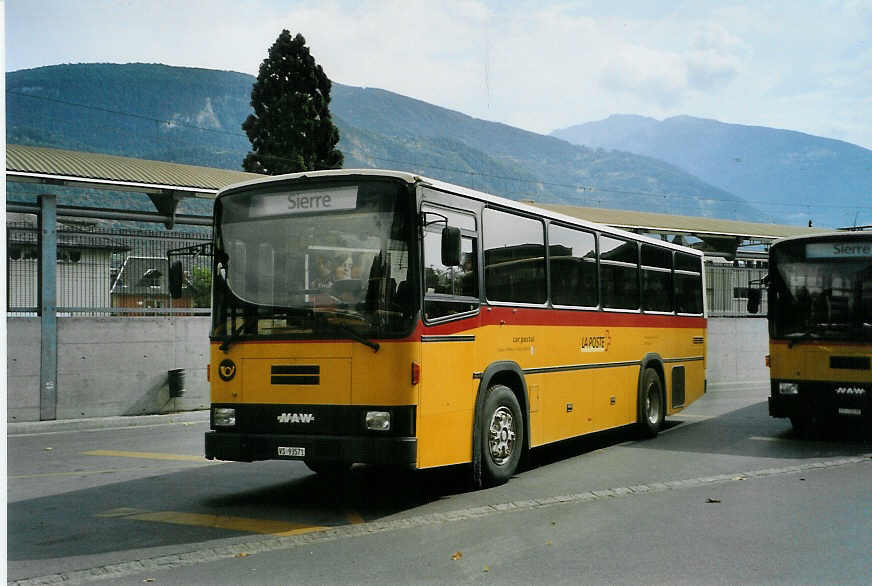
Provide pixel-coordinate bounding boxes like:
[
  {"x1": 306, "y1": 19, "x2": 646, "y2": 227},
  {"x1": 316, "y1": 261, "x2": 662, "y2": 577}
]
[{"x1": 168, "y1": 368, "x2": 185, "y2": 398}]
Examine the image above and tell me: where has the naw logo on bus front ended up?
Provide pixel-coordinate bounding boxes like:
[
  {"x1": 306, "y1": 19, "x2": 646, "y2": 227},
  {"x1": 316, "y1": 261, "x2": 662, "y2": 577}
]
[
  {"x1": 581, "y1": 330, "x2": 612, "y2": 353},
  {"x1": 277, "y1": 413, "x2": 316, "y2": 424}
]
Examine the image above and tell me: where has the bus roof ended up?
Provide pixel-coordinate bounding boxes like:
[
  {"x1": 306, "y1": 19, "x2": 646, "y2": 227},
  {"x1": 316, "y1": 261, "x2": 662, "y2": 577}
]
[
  {"x1": 771, "y1": 230, "x2": 872, "y2": 248},
  {"x1": 219, "y1": 168, "x2": 705, "y2": 258}
]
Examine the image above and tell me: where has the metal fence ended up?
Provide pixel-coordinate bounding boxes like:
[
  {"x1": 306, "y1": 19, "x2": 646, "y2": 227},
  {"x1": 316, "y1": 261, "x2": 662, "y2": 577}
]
[
  {"x1": 7, "y1": 222, "x2": 212, "y2": 316},
  {"x1": 705, "y1": 263, "x2": 768, "y2": 317},
  {"x1": 7, "y1": 221, "x2": 767, "y2": 318}
]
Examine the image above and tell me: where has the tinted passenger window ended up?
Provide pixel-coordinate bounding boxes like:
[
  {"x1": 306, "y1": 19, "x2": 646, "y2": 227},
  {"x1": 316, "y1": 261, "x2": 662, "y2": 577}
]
[
  {"x1": 641, "y1": 244, "x2": 673, "y2": 312},
  {"x1": 675, "y1": 252, "x2": 702, "y2": 272},
  {"x1": 549, "y1": 225, "x2": 597, "y2": 307},
  {"x1": 600, "y1": 236, "x2": 639, "y2": 309},
  {"x1": 674, "y1": 252, "x2": 703, "y2": 314},
  {"x1": 483, "y1": 209, "x2": 546, "y2": 304},
  {"x1": 641, "y1": 244, "x2": 672, "y2": 269}
]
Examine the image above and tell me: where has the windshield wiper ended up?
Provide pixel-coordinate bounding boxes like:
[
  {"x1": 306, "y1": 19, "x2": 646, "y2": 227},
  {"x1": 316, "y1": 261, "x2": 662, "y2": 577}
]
[
  {"x1": 330, "y1": 321, "x2": 380, "y2": 352},
  {"x1": 315, "y1": 309, "x2": 380, "y2": 352}
]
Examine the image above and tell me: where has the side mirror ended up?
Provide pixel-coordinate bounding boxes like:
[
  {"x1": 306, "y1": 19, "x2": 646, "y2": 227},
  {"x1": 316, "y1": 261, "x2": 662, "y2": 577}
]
[
  {"x1": 168, "y1": 260, "x2": 184, "y2": 299},
  {"x1": 747, "y1": 288, "x2": 762, "y2": 314},
  {"x1": 441, "y1": 226, "x2": 462, "y2": 267}
]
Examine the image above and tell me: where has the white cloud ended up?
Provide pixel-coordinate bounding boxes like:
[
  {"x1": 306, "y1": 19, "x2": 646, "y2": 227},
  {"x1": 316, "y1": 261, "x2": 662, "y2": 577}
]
[
  {"x1": 4, "y1": 0, "x2": 871, "y2": 148},
  {"x1": 599, "y1": 46, "x2": 688, "y2": 107}
]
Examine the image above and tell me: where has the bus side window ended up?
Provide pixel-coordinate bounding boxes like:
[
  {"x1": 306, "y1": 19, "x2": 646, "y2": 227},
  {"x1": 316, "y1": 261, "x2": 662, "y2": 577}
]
[
  {"x1": 600, "y1": 236, "x2": 639, "y2": 310},
  {"x1": 549, "y1": 224, "x2": 597, "y2": 307},
  {"x1": 483, "y1": 208, "x2": 546, "y2": 304},
  {"x1": 641, "y1": 244, "x2": 673, "y2": 312},
  {"x1": 674, "y1": 252, "x2": 703, "y2": 314},
  {"x1": 422, "y1": 205, "x2": 480, "y2": 321}
]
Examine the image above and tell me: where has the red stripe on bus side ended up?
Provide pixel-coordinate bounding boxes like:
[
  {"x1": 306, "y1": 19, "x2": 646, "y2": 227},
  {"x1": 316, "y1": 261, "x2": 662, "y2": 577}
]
[
  {"x1": 422, "y1": 306, "x2": 705, "y2": 335},
  {"x1": 210, "y1": 307, "x2": 705, "y2": 346}
]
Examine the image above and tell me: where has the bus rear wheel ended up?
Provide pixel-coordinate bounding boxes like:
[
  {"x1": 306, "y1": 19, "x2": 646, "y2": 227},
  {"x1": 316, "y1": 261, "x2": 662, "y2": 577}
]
[
  {"x1": 481, "y1": 385, "x2": 524, "y2": 487},
  {"x1": 637, "y1": 368, "x2": 664, "y2": 438}
]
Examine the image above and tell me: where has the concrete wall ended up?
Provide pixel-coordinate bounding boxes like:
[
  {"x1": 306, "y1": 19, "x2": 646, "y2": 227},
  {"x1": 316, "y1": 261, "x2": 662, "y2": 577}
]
[
  {"x1": 7, "y1": 317, "x2": 211, "y2": 422},
  {"x1": 6, "y1": 316, "x2": 770, "y2": 422},
  {"x1": 706, "y1": 317, "x2": 770, "y2": 389}
]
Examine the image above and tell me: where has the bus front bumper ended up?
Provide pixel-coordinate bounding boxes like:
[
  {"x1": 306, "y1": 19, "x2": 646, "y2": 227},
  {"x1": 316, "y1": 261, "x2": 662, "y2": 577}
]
[
  {"x1": 769, "y1": 380, "x2": 871, "y2": 420},
  {"x1": 205, "y1": 431, "x2": 417, "y2": 466}
]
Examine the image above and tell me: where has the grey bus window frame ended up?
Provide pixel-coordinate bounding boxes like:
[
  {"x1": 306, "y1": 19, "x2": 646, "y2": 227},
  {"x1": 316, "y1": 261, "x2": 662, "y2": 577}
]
[
  {"x1": 641, "y1": 264, "x2": 675, "y2": 314},
  {"x1": 482, "y1": 207, "x2": 548, "y2": 308},
  {"x1": 674, "y1": 269, "x2": 704, "y2": 316},
  {"x1": 673, "y1": 251, "x2": 704, "y2": 316},
  {"x1": 599, "y1": 234, "x2": 641, "y2": 312},
  {"x1": 548, "y1": 222, "x2": 600, "y2": 310},
  {"x1": 422, "y1": 203, "x2": 477, "y2": 232},
  {"x1": 641, "y1": 244, "x2": 672, "y2": 269},
  {"x1": 421, "y1": 203, "x2": 481, "y2": 325},
  {"x1": 640, "y1": 243, "x2": 675, "y2": 314}
]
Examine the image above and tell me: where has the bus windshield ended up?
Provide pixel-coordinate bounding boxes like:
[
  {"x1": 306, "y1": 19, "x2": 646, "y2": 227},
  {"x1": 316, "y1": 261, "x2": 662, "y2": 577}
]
[
  {"x1": 212, "y1": 179, "x2": 416, "y2": 342},
  {"x1": 770, "y1": 238, "x2": 872, "y2": 341}
]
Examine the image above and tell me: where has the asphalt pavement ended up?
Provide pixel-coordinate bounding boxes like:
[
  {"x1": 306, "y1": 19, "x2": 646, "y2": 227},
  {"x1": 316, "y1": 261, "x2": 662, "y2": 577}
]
[{"x1": 7, "y1": 385, "x2": 872, "y2": 585}]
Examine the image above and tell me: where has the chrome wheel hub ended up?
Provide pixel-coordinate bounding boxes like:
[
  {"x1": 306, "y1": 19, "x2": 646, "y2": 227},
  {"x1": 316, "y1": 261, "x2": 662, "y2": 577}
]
[
  {"x1": 488, "y1": 406, "x2": 516, "y2": 465},
  {"x1": 645, "y1": 382, "x2": 661, "y2": 425}
]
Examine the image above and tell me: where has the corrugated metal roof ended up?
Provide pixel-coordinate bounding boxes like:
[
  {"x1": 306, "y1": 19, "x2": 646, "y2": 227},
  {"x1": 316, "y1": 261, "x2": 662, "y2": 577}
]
[
  {"x1": 6, "y1": 144, "x2": 260, "y2": 195},
  {"x1": 536, "y1": 203, "x2": 829, "y2": 241},
  {"x1": 6, "y1": 144, "x2": 829, "y2": 242}
]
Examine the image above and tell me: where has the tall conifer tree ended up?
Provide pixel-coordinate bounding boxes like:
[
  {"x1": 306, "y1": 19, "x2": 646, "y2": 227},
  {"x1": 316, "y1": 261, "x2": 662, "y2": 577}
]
[{"x1": 242, "y1": 30, "x2": 343, "y2": 174}]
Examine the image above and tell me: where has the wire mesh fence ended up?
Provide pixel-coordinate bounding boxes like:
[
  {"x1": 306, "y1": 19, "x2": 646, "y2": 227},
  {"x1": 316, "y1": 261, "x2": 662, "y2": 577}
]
[
  {"x1": 705, "y1": 263, "x2": 768, "y2": 317},
  {"x1": 7, "y1": 220, "x2": 767, "y2": 318},
  {"x1": 7, "y1": 222, "x2": 212, "y2": 316}
]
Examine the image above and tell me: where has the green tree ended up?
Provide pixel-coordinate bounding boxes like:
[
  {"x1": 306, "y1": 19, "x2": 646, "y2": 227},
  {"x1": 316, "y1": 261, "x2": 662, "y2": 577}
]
[
  {"x1": 242, "y1": 30, "x2": 343, "y2": 174},
  {"x1": 191, "y1": 267, "x2": 212, "y2": 308}
]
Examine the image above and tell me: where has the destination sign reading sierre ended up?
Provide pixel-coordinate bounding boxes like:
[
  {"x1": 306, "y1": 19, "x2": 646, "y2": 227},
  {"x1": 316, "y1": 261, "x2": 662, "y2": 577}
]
[
  {"x1": 806, "y1": 241, "x2": 872, "y2": 259},
  {"x1": 250, "y1": 186, "x2": 358, "y2": 217}
]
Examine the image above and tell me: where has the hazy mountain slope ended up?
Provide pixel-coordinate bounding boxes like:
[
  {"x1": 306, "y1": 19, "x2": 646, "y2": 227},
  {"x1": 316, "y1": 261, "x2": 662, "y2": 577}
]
[
  {"x1": 553, "y1": 115, "x2": 872, "y2": 228},
  {"x1": 8, "y1": 63, "x2": 761, "y2": 220}
]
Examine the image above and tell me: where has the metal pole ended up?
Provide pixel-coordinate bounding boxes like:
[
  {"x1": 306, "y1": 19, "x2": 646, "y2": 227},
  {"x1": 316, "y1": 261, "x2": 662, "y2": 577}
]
[{"x1": 39, "y1": 194, "x2": 58, "y2": 421}]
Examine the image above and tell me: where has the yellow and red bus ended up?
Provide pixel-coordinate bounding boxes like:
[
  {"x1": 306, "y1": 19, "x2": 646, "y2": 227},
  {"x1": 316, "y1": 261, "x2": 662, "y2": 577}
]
[
  {"x1": 757, "y1": 232, "x2": 871, "y2": 432},
  {"x1": 185, "y1": 170, "x2": 707, "y2": 487}
]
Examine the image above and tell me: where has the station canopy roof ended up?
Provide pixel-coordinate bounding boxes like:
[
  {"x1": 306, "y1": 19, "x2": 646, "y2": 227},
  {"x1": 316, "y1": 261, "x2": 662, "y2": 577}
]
[
  {"x1": 7, "y1": 143, "x2": 825, "y2": 254},
  {"x1": 535, "y1": 203, "x2": 827, "y2": 241},
  {"x1": 6, "y1": 143, "x2": 257, "y2": 196}
]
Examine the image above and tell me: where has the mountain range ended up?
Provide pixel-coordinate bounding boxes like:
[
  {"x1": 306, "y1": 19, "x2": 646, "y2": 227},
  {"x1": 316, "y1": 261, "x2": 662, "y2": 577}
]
[
  {"x1": 552, "y1": 115, "x2": 872, "y2": 229},
  {"x1": 7, "y1": 63, "x2": 870, "y2": 227}
]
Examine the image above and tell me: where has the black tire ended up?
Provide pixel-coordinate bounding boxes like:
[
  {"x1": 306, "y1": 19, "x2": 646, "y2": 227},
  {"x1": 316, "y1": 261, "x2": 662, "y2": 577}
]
[
  {"x1": 790, "y1": 415, "x2": 813, "y2": 437},
  {"x1": 304, "y1": 460, "x2": 351, "y2": 477},
  {"x1": 480, "y1": 385, "x2": 524, "y2": 487},
  {"x1": 637, "y1": 367, "x2": 664, "y2": 438}
]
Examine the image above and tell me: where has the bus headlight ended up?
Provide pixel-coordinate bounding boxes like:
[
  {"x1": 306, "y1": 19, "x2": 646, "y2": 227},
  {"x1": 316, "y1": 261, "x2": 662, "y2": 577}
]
[
  {"x1": 213, "y1": 407, "x2": 237, "y2": 427},
  {"x1": 778, "y1": 382, "x2": 799, "y2": 395},
  {"x1": 365, "y1": 411, "x2": 391, "y2": 431}
]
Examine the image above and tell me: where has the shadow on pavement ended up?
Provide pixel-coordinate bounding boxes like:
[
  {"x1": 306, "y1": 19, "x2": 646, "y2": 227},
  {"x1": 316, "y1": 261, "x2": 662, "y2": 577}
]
[
  {"x1": 632, "y1": 400, "x2": 872, "y2": 458},
  {"x1": 8, "y1": 457, "x2": 471, "y2": 564},
  {"x1": 9, "y1": 398, "x2": 870, "y2": 576}
]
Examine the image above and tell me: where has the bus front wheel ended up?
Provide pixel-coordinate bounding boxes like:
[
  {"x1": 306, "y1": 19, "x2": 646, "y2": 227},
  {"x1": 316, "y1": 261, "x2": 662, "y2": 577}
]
[
  {"x1": 480, "y1": 385, "x2": 524, "y2": 486},
  {"x1": 637, "y1": 368, "x2": 664, "y2": 438}
]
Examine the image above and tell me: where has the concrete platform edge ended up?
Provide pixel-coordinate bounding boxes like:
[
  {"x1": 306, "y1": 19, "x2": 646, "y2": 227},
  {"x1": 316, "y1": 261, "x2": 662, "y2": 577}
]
[{"x1": 7, "y1": 409, "x2": 210, "y2": 435}]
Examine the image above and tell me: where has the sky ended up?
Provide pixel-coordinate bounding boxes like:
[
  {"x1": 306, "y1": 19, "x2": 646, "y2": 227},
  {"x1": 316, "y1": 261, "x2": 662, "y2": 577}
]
[{"x1": 4, "y1": 0, "x2": 872, "y2": 149}]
